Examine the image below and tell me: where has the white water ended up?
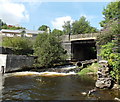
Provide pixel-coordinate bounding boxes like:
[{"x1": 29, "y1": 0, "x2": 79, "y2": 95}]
[{"x1": 5, "y1": 71, "x2": 77, "y2": 77}]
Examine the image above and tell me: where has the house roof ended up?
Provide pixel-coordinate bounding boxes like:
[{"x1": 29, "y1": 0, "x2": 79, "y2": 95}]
[
  {"x1": 0, "y1": 29, "x2": 44, "y2": 35},
  {"x1": 1, "y1": 29, "x2": 21, "y2": 34},
  {"x1": 25, "y1": 30, "x2": 44, "y2": 34}
]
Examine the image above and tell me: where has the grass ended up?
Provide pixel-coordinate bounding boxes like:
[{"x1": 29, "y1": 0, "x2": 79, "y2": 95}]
[{"x1": 78, "y1": 63, "x2": 99, "y2": 75}]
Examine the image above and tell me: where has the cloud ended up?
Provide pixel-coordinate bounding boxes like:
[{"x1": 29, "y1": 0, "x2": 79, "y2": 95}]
[
  {"x1": 51, "y1": 16, "x2": 73, "y2": 30},
  {"x1": 0, "y1": 0, "x2": 29, "y2": 25},
  {"x1": 80, "y1": 14, "x2": 97, "y2": 21}
]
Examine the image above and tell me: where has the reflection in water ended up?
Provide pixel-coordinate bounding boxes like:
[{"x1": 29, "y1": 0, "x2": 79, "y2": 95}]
[{"x1": 1, "y1": 71, "x2": 120, "y2": 101}]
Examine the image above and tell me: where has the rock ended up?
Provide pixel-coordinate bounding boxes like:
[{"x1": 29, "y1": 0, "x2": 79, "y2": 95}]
[
  {"x1": 95, "y1": 78, "x2": 112, "y2": 89},
  {"x1": 114, "y1": 97, "x2": 120, "y2": 101},
  {"x1": 112, "y1": 84, "x2": 120, "y2": 89},
  {"x1": 95, "y1": 60, "x2": 114, "y2": 89},
  {"x1": 99, "y1": 60, "x2": 108, "y2": 65},
  {"x1": 81, "y1": 92, "x2": 87, "y2": 95},
  {"x1": 88, "y1": 88, "x2": 97, "y2": 96}
]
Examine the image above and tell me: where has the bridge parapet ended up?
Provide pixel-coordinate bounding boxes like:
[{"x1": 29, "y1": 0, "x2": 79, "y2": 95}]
[{"x1": 61, "y1": 33, "x2": 100, "y2": 42}]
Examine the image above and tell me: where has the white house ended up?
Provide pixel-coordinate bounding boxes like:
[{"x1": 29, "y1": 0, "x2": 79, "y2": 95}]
[
  {"x1": 0, "y1": 29, "x2": 44, "y2": 37},
  {"x1": 25, "y1": 30, "x2": 44, "y2": 37},
  {"x1": 0, "y1": 29, "x2": 22, "y2": 37}
]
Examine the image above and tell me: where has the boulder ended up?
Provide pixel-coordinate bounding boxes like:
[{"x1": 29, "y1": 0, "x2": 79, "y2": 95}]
[
  {"x1": 95, "y1": 60, "x2": 114, "y2": 89},
  {"x1": 96, "y1": 78, "x2": 112, "y2": 89}
]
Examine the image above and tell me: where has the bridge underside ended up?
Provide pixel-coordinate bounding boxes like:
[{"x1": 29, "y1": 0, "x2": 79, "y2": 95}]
[
  {"x1": 62, "y1": 39, "x2": 97, "y2": 61},
  {"x1": 71, "y1": 39, "x2": 97, "y2": 61}
]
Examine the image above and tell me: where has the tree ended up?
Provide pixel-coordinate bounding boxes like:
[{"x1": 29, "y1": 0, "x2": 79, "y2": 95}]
[
  {"x1": 34, "y1": 33, "x2": 66, "y2": 67},
  {"x1": 97, "y1": 19, "x2": 120, "y2": 45},
  {"x1": 51, "y1": 29, "x2": 63, "y2": 37},
  {"x1": 72, "y1": 16, "x2": 98, "y2": 34},
  {"x1": 100, "y1": 41, "x2": 120, "y2": 83},
  {"x1": 98, "y1": 6, "x2": 120, "y2": 83},
  {"x1": 62, "y1": 21, "x2": 71, "y2": 35},
  {"x1": 99, "y1": 1, "x2": 120, "y2": 27},
  {"x1": 38, "y1": 25, "x2": 51, "y2": 33},
  {"x1": 0, "y1": 19, "x2": 7, "y2": 30},
  {"x1": 0, "y1": 20, "x2": 25, "y2": 30}
]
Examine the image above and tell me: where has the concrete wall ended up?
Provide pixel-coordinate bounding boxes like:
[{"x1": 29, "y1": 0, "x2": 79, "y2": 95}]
[
  {"x1": 0, "y1": 54, "x2": 34, "y2": 73},
  {"x1": 0, "y1": 54, "x2": 7, "y2": 72}
]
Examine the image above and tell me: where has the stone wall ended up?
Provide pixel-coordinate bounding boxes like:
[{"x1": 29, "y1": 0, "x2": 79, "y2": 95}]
[
  {"x1": 0, "y1": 54, "x2": 34, "y2": 73},
  {"x1": 95, "y1": 60, "x2": 113, "y2": 89},
  {"x1": 61, "y1": 41, "x2": 71, "y2": 60}
]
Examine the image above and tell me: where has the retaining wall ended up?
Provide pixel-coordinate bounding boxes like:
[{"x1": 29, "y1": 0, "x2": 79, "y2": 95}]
[{"x1": 0, "y1": 54, "x2": 34, "y2": 73}]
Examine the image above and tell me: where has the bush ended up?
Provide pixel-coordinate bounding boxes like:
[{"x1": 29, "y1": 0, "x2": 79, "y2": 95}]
[
  {"x1": 78, "y1": 63, "x2": 98, "y2": 75},
  {"x1": 34, "y1": 33, "x2": 66, "y2": 67},
  {"x1": 2, "y1": 37, "x2": 33, "y2": 55},
  {"x1": 98, "y1": 18, "x2": 120, "y2": 83},
  {"x1": 100, "y1": 41, "x2": 120, "y2": 82}
]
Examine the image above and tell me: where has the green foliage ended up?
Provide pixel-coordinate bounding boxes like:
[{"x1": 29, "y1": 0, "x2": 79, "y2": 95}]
[
  {"x1": 98, "y1": 2, "x2": 120, "y2": 82},
  {"x1": 78, "y1": 63, "x2": 98, "y2": 75},
  {"x1": 0, "y1": 19, "x2": 25, "y2": 30},
  {"x1": 51, "y1": 29, "x2": 63, "y2": 37},
  {"x1": 100, "y1": 1, "x2": 120, "y2": 27},
  {"x1": 2, "y1": 37, "x2": 33, "y2": 55},
  {"x1": 34, "y1": 33, "x2": 66, "y2": 67},
  {"x1": 38, "y1": 25, "x2": 51, "y2": 33},
  {"x1": 97, "y1": 19, "x2": 120, "y2": 45},
  {"x1": 62, "y1": 21, "x2": 71, "y2": 35},
  {"x1": 72, "y1": 16, "x2": 98, "y2": 34},
  {"x1": 62, "y1": 16, "x2": 98, "y2": 35},
  {"x1": 100, "y1": 41, "x2": 120, "y2": 82},
  {"x1": 0, "y1": 19, "x2": 7, "y2": 30},
  {"x1": 1, "y1": 25, "x2": 25, "y2": 30},
  {"x1": 78, "y1": 68, "x2": 93, "y2": 75}
]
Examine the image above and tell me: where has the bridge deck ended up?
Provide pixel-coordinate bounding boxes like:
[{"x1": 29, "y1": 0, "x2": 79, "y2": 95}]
[
  {"x1": 61, "y1": 33, "x2": 100, "y2": 42},
  {"x1": 70, "y1": 37, "x2": 96, "y2": 41}
]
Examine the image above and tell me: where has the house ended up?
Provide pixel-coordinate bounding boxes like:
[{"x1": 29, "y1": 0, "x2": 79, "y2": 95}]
[
  {"x1": 0, "y1": 29, "x2": 44, "y2": 37},
  {"x1": 24, "y1": 30, "x2": 44, "y2": 37},
  {"x1": 0, "y1": 29, "x2": 22, "y2": 37}
]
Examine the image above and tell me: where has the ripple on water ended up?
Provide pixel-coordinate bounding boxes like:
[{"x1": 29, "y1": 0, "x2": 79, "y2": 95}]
[{"x1": 2, "y1": 71, "x2": 120, "y2": 100}]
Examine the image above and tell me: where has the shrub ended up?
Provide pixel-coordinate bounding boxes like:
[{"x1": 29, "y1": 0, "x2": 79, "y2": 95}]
[
  {"x1": 34, "y1": 33, "x2": 66, "y2": 67},
  {"x1": 2, "y1": 37, "x2": 33, "y2": 55}
]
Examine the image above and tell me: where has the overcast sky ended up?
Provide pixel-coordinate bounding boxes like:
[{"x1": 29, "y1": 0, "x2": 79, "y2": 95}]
[{"x1": 0, "y1": 0, "x2": 114, "y2": 31}]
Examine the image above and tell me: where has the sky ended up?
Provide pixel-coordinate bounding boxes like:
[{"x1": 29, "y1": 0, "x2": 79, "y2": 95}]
[{"x1": 0, "y1": 0, "x2": 114, "y2": 31}]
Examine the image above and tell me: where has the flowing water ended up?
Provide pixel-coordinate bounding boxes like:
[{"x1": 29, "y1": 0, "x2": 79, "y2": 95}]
[{"x1": 0, "y1": 71, "x2": 120, "y2": 101}]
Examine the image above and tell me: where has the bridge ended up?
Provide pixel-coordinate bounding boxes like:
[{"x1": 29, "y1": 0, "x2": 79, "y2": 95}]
[{"x1": 61, "y1": 33, "x2": 101, "y2": 61}]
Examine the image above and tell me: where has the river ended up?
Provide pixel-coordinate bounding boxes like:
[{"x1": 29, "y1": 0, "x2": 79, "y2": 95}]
[{"x1": 0, "y1": 71, "x2": 120, "y2": 101}]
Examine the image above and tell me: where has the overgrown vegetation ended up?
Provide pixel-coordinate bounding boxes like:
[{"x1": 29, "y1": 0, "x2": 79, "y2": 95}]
[
  {"x1": 97, "y1": 1, "x2": 120, "y2": 83},
  {"x1": 33, "y1": 33, "x2": 67, "y2": 67},
  {"x1": 78, "y1": 63, "x2": 98, "y2": 75},
  {"x1": 2, "y1": 37, "x2": 33, "y2": 55}
]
